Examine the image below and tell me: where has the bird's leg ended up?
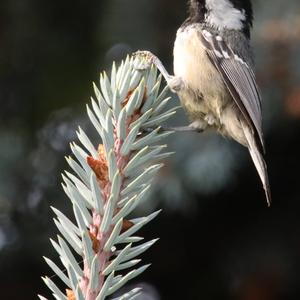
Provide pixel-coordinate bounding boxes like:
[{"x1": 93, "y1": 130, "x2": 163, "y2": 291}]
[
  {"x1": 163, "y1": 125, "x2": 204, "y2": 133},
  {"x1": 142, "y1": 121, "x2": 204, "y2": 134},
  {"x1": 134, "y1": 51, "x2": 203, "y2": 134},
  {"x1": 169, "y1": 120, "x2": 206, "y2": 133},
  {"x1": 134, "y1": 50, "x2": 184, "y2": 93}
]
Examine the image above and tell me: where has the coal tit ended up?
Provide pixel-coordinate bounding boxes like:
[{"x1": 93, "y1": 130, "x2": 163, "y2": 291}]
[{"x1": 138, "y1": 0, "x2": 271, "y2": 205}]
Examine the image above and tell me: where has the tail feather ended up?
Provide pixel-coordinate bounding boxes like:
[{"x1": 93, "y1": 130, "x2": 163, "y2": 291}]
[{"x1": 242, "y1": 124, "x2": 271, "y2": 206}]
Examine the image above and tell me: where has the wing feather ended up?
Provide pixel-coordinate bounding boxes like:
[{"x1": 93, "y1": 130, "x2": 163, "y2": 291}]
[{"x1": 200, "y1": 30, "x2": 265, "y2": 151}]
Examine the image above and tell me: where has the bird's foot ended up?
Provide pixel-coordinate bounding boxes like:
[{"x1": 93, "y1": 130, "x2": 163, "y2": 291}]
[
  {"x1": 189, "y1": 120, "x2": 206, "y2": 132},
  {"x1": 168, "y1": 76, "x2": 184, "y2": 93},
  {"x1": 133, "y1": 50, "x2": 183, "y2": 93},
  {"x1": 133, "y1": 50, "x2": 156, "y2": 70},
  {"x1": 204, "y1": 114, "x2": 217, "y2": 126}
]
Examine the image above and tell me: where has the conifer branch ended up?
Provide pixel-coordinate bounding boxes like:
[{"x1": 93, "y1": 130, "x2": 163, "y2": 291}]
[{"x1": 40, "y1": 55, "x2": 176, "y2": 300}]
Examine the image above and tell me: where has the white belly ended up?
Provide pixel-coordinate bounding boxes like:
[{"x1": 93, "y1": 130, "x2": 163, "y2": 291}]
[
  {"x1": 173, "y1": 25, "x2": 228, "y2": 121},
  {"x1": 173, "y1": 25, "x2": 247, "y2": 145}
]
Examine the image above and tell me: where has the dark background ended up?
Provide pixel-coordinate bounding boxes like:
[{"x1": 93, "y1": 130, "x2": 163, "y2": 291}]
[{"x1": 0, "y1": 0, "x2": 300, "y2": 299}]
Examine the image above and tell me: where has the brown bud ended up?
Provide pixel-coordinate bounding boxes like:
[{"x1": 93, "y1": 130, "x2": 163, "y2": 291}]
[{"x1": 66, "y1": 289, "x2": 76, "y2": 300}]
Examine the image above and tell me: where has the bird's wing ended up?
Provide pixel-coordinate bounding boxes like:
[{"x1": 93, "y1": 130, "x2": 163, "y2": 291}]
[{"x1": 199, "y1": 29, "x2": 265, "y2": 152}]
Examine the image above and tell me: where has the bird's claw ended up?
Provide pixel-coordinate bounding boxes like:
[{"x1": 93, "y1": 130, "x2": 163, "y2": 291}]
[
  {"x1": 133, "y1": 50, "x2": 158, "y2": 70},
  {"x1": 168, "y1": 76, "x2": 184, "y2": 92}
]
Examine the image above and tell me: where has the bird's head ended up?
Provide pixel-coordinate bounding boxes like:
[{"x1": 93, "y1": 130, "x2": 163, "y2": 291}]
[{"x1": 188, "y1": 0, "x2": 253, "y2": 37}]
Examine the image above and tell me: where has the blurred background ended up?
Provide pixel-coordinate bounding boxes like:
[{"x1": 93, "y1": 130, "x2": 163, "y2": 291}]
[{"x1": 0, "y1": 0, "x2": 300, "y2": 299}]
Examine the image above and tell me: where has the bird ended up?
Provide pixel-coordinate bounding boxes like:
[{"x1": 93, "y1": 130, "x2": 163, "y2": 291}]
[{"x1": 136, "y1": 0, "x2": 271, "y2": 205}]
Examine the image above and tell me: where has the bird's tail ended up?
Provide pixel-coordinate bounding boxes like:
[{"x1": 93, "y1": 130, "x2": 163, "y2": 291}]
[{"x1": 242, "y1": 124, "x2": 272, "y2": 206}]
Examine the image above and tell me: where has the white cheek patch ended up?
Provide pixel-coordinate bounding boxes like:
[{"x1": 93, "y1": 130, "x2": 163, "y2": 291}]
[{"x1": 205, "y1": 0, "x2": 246, "y2": 31}]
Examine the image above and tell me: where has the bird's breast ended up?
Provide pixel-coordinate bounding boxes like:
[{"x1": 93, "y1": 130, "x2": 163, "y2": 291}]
[
  {"x1": 174, "y1": 26, "x2": 217, "y2": 90},
  {"x1": 173, "y1": 26, "x2": 229, "y2": 122}
]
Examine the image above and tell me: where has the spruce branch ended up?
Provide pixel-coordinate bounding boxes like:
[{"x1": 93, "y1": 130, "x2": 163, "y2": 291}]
[{"x1": 40, "y1": 55, "x2": 176, "y2": 300}]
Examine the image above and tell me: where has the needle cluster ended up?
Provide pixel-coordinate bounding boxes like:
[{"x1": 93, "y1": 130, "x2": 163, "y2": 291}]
[{"x1": 40, "y1": 56, "x2": 176, "y2": 300}]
